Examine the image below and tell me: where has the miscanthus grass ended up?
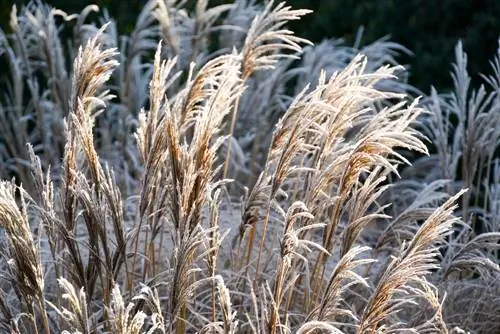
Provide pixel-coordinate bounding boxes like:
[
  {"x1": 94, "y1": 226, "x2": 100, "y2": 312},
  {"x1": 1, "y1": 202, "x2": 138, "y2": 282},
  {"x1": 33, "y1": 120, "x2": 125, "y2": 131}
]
[{"x1": 0, "y1": 1, "x2": 498, "y2": 333}]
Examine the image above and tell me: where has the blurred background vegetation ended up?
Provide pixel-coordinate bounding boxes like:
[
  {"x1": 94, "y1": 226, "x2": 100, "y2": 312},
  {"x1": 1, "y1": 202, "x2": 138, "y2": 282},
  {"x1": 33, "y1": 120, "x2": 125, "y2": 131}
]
[{"x1": 1, "y1": 0, "x2": 500, "y2": 93}]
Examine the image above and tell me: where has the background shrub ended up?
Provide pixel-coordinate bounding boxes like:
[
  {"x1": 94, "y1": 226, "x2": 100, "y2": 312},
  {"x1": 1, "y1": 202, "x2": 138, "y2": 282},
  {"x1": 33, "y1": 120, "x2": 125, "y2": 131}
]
[{"x1": 2, "y1": 0, "x2": 500, "y2": 92}]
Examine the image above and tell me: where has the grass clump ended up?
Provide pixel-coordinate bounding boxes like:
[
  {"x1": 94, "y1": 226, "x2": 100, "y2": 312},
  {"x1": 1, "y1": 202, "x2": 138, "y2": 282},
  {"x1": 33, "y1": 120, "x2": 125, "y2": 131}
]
[{"x1": 0, "y1": 1, "x2": 498, "y2": 333}]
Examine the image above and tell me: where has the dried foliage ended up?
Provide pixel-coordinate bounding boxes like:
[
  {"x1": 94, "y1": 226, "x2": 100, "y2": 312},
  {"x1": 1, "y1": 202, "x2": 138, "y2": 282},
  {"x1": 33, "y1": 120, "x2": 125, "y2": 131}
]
[{"x1": 0, "y1": 1, "x2": 498, "y2": 333}]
